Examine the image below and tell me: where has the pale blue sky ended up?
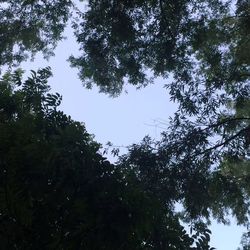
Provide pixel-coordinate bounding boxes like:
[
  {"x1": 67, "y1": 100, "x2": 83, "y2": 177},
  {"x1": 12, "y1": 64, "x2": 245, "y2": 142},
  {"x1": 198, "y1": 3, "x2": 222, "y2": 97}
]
[{"x1": 18, "y1": 25, "x2": 245, "y2": 250}]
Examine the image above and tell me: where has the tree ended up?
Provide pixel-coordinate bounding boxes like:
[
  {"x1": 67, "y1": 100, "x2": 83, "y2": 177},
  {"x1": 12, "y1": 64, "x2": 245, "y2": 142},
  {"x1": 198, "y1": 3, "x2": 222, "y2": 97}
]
[
  {"x1": 0, "y1": 0, "x2": 72, "y2": 67},
  {"x1": 0, "y1": 68, "x2": 215, "y2": 249},
  {"x1": 1, "y1": 1, "x2": 248, "y2": 96},
  {"x1": 0, "y1": 0, "x2": 249, "y2": 248},
  {"x1": 81, "y1": 0, "x2": 250, "y2": 238},
  {"x1": 70, "y1": 0, "x2": 249, "y2": 95},
  {"x1": 237, "y1": 231, "x2": 250, "y2": 250}
]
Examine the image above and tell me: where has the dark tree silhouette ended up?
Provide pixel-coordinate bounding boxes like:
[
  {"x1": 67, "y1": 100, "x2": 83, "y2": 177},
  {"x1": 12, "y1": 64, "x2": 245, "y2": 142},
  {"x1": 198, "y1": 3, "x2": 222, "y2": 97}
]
[
  {"x1": 0, "y1": 0, "x2": 249, "y2": 248},
  {"x1": 0, "y1": 68, "x2": 214, "y2": 249}
]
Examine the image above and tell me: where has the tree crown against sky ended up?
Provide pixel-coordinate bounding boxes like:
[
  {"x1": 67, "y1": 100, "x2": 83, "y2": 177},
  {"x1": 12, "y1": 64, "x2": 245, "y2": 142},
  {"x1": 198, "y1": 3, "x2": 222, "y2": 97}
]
[
  {"x1": 0, "y1": 0, "x2": 250, "y2": 249},
  {"x1": 1, "y1": 0, "x2": 249, "y2": 95},
  {"x1": 0, "y1": 68, "x2": 217, "y2": 249}
]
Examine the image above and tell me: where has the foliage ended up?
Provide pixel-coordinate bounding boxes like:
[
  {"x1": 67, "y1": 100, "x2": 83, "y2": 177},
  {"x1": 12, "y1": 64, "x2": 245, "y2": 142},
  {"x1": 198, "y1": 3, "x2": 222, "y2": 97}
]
[
  {"x1": 96, "y1": 0, "x2": 250, "y2": 244},
  {"x1": 1, "y1": 1, "x2": 249, "y2": 96},
  {"x1": 0, "y1": 68, "x2": 216, "y2": 249},
  {"x1": 0, "y1": 0, "x2": 72, "y2": 67},
  {"x1": 238, "y1": 231, "x2": 250, "y2": 250},
  {"x1": 70, "y1": 0, "x2": 249, "y2": 96},
  {"x1": 0, "y1": 0, "x2": 249, "y2": 248}
]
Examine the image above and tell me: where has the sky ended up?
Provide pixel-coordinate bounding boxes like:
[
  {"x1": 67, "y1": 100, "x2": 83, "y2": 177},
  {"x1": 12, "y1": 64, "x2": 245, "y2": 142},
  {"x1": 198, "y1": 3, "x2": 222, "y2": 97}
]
[{"x1": 17, "y1": 24, "x2": 246, "y2": 250}]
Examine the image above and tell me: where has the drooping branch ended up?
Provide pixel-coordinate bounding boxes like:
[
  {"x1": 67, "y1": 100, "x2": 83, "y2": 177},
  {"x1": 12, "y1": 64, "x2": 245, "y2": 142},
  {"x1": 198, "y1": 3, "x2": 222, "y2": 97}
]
[
  {"x1": 192, "y1": 125, "x2": 250, "y2": 158},
  {"x1": 202, "y1": 117, "x2": 250, "y2": 131}
]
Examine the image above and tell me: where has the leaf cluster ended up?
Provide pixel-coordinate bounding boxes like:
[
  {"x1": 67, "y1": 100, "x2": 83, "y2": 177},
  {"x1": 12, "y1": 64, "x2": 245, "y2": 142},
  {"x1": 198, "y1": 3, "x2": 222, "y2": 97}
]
[{"x1": 0, "y1": 68, "x2": 217, "y2": 249}]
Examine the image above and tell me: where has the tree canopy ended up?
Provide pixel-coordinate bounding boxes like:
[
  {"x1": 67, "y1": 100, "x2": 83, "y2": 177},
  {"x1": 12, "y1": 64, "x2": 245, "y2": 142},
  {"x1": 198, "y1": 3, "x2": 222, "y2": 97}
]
[
  {"x1": 0, "y1": 0, "x2": 72, "y2": 67},
  {"x1": 1, "y1": 0, "x2": 249, "y2": 95},
  {"x1": 0, "y1": 0, "x2": 249, "y2": 249},
  {"x1": 0, "y1": 68, "x2": 217, "y2": 249}
]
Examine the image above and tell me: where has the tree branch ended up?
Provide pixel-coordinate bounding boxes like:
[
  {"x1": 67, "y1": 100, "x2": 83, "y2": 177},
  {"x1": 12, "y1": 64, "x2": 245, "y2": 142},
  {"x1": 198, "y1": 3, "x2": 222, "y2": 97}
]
[
  {"x1": 202, "y1": 117, "x2": 250, "y2": 132},
  {"x1": 193, "y1": 125, "x2": 250, "y2": 158}
]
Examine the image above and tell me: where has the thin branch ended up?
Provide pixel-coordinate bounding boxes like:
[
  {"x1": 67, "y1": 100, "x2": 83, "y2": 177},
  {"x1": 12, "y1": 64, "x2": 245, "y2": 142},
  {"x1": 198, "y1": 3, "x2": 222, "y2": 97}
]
[
  {"x1": 193, "y1": 125, "x2": 250, "y2": 158},
  {"x1": 200, "y1": 117, "x2": 250, "y2": 132}
]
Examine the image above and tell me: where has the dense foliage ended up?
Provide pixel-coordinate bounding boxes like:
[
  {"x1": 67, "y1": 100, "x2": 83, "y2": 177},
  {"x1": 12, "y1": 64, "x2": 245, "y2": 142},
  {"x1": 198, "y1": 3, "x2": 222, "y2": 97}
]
[
  {"x1": 1, "y1": 1, "x2": 249, "y2": 95},
  {"x1": 0, "y1": 68, "x2": 216, "y2": 249},
  {"x1": 0, "y1": 0, "x2": 249, "y2": 248},
  {"x1": 0, "y1": 0, "x2": 72, "y2": 67}
]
